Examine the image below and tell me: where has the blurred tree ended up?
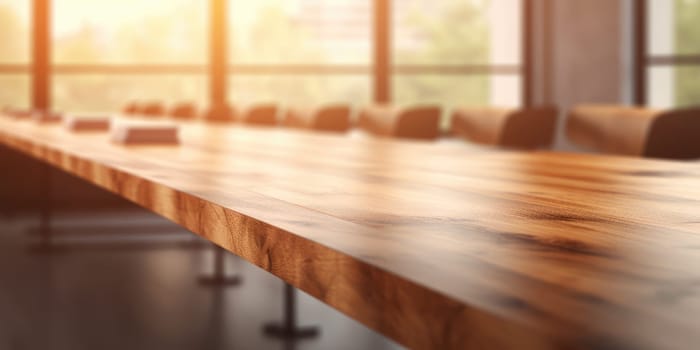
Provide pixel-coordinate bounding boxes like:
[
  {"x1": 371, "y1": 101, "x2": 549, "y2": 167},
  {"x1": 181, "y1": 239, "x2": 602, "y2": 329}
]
[
  {"x1": 247, "y1": 6, "x2": 322, "y2": 62},
  {"x1": 0, "y1": 4, "x2": 30, "y2": 108},
  {"x1": 675, "y1": 0, "x2": 700, "y2": 106},
  {"x1": 230, "y1": 5, "x2": 362, "y2": 106},
  {"x1": 0, "y1": 4, "x2": 29, "y2": 62},
  {"x1": 395, "y1": 0, "x2": 491, "y2": 128},
  {"x1": 113, "y1": 4, "x2": 206, "y2": 63},
  {"x1": 53, "y1": 1, "x2": 207, "y2": 111},
  {"x1": 54, "y1": 25, "x2": 103, "y2": 62},
  {"x1": 46, "y1": 0, "x2": 495, "y2": 113}
]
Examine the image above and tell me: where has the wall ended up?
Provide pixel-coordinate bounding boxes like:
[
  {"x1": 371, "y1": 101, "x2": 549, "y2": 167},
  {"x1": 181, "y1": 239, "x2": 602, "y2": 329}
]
[{"x1": 532, "y1": 0, "x2": 633, "y2": 151}]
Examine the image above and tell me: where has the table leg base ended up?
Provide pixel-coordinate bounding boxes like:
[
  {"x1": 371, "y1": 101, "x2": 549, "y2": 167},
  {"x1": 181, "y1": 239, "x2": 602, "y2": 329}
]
[
  {"x1": 26, "y1": 241, "x2": 62, "y2": 254},
  {"x1": 262, "y1": 323, "x2": 320, "y2": 339}
]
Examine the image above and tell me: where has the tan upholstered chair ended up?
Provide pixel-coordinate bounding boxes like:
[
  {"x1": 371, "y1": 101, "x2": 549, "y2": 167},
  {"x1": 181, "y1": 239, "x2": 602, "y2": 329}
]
[
  {"x1": 283, "y1": 104, "x2": 352, "y2": 133},
  {"x1": 203, "y1": 104, "x2": 235, "y2": 123},
  {"x1": 169, "y1": 103, "x2": 198, "y2": 120},
  {"x1": 566, "y1": 105, "x2": 700, "y2": 159},
  {"x1": 358, "y1": 105, "x2": 441, "y2": 140},
  {"x1": 139, "y1": 102, "x2": 165, "y2": 117},
  {"x1": 2, "y1": 108, "x2": 34, "y2": 119},
  {"x1": 122, "y1": 102, "x2": 140, "y2": 115},
  {"x1": 235, "y1": 103, "x2": 279, "y2": 126},
  {"x1": 451, "y1": 106, "x2": 558, "y2": 149}
]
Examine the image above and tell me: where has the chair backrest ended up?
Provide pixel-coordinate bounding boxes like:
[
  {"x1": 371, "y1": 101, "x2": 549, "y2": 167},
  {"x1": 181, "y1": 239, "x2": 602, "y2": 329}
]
[
  {"x1": 451, "y1": 106, "x2": 558, "y2": 149},
  {"x1": 203, "y1": 104, "x2": 235, "y2": 122},
  {"x1": 313, "y1": 105, "x2": 352, "y2": 132},
  {"x1": 567, "y1": 105, "x2": 658, "y2": 156},
  {"x1": 140, "y1": 102, "x2": 165, "y2": 117},
  {"x1": 237, "y1": 104, "x2": 279, "y2": 126},
  {"x1": 284, "y1": 104, "x2": 352, "y2": 133},
  {"x1": 566, "y1": 104, "x2": 700, "y2": 159},
  {"x1": 170, "y1": 103, "x2": 198, "y2": 119},
  {"x1": 122, "y1": 102, "x2": 140, "y2": 115},
  {"x1": 358, "y1": 104, "x2": 441, "y2": 140}
]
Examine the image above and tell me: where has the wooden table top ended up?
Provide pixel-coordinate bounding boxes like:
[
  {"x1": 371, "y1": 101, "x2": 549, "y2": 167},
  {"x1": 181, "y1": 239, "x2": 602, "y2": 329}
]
[{"x1": 1, "y1": 115, "x2": 699, "y2": 350}]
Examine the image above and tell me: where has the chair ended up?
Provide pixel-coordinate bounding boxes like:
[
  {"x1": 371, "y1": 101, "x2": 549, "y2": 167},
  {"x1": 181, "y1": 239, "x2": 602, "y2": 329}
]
[
  {"x1": 450, "y1": 106, "x2": 558, "y2": 149},
  {"x1": 357, "y1": 105, "x2": 441, "y2": 140},
  {"x1": 566, "y1": 104, "x2": 700, "y2": 159},
  {"x1": 122, "y1": 102, "x2": 140, "y2": 115},
  {"x1": 235, "y1": 103, "x2": 279, "y2": 126},
  {"x1": 283, "y1": 104, "x2": 352, "y2": 133},
  {"x1": 169, "y1": 103, "x2": 198, "y2": 120},
  {"x1": 139, "y1": 102, "x2": 165, "y2": 117},
  {"x1": 203, "y1": 104, "x2": 235, "y2": 123},
  {"x1": 2, "y1": 108, "x2": 34, "y2": 119}
]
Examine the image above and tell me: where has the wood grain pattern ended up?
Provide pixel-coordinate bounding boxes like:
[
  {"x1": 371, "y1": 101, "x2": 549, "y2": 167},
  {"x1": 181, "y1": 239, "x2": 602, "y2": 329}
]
[
  {"x1": 451, "y1": 106, "x2": 557, "y2": 149},
  {"x1": 567, "y1": 105, "x2": 700, "y2": 159},
  {"x1": 358, "y1": 105, "x2": 441, "y2": 140},
  {"x1": 1, "y1": 115, "x2": 700, "y2": 349}
]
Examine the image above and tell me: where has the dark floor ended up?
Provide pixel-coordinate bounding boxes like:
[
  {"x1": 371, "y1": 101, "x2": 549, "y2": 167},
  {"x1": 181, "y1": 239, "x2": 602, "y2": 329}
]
[{"x1": 0, "y1": 210, "x2": 403, "y2": 350}]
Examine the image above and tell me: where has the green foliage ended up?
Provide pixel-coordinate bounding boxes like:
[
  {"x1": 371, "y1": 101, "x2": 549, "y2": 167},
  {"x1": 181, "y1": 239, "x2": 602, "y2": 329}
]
[
  {"x1": 674, "y1": 0, "x2": 700, "y2": 106},
  {"x1": 243, "y1": 6, "x2": 323, "y2": 63},
  {"x1": 0, "y1": 5, "x2": 28, "y2": 62},
  {"x1": 0, "y1": 5, "x2": 30, "y2": 108},
  {"x1": 396, "y1": 0, "x2": 490, "y2": 64},
  {"x1": 395, "y1": 0, "x2": 491, "y2": 128},
  {"x1": 54, "y1": 25, "x2": 103, "y2": 63},
  {"x1": 0, "y1": 0, "x2": 495, "y2": 113}
]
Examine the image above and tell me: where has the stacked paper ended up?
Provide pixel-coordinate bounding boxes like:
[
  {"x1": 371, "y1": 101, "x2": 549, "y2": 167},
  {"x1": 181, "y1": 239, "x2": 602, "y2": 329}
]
[
  {"x1": 64, "y1": 114, "x2": 112, "y2": 132},
  {"x1": 110, "y1": 120, "x2": 180, "y2": 145}
]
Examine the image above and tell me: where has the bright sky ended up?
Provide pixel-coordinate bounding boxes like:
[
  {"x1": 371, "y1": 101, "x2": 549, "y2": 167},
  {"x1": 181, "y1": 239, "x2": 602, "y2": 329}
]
[
  {"x1": 52, "y1": 0, "x2": 300, "y2": 37},
  {"x1": 51, "y1": 0, "x2": 353, "y2": 38},
  {"x1": 53, "y1": 0, "x2": 199, "y2": 37},
  {"x1": 0, "y1": 0, "x2": 29, "y2": 21}
]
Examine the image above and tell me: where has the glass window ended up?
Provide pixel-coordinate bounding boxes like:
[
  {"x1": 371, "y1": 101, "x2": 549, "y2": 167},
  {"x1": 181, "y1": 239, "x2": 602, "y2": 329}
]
[
  {"x1": 646, "y1": 0, "x2": 700, "y2": 108},
  {"x1": 228, "y1": 0, "x2": 372, "y2": 108},
  {"x1": 647, "y1": 66, "x2": 700, "y2": 109},
  {"x1": 0, "y1": 0, "x2": 31, "y2": 109},
  {"x1": 393, "y1": 0, "x2": 523, "y2": 127},
  {"x1": 229, "y1": 75, "x2": 370, "y2": 106},
  {"x1": 53, "y1": 0, "x2": 207, "y2": 64},
  {"x1": 0, "y1": 75, "x2": 30, "y2": 108},
  {"x1": 0, "y1": 0, "x2": 30, "y2": 64},
  {"x1": 648, "y1": 0, "x2": 700, "y2": 56},
  {"x1": 53, "y1": 74, "x2": 207, "y2": 112},
  {"x1": 393, "y1": 0, "x2": 521, "y2": 66},
  {"x1": 229, "y1": 0, "x2": 371, "y2": 65}
]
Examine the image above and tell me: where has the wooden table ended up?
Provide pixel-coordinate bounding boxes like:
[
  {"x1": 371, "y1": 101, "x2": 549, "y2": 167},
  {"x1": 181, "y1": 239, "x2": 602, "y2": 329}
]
[{"x1": 1, "y1": 116, "x2": 699, "y2": 350}]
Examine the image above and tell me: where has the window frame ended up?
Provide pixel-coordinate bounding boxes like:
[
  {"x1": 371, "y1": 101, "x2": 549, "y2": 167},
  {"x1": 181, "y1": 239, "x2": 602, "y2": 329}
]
[{"x1": 634, "y1": 0, "x2": 700, "y2": 105}]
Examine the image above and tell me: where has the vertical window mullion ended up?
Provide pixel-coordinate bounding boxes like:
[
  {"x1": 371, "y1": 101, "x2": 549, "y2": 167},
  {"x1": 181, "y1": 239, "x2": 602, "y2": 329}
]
[
  {"x1": 210, "y1": 0, "x2": 228, "y2": 109},
  {"x1": 522, "y1": 0, "x2": 533, "y2": 107},
  {"x1": 634, "y1": 0, "x2": 647, "y2": 105},
  {"x1": 373, "y1": 0, "x2": 391, "y2": 104},
  {"x1": 32, "y1": 0, "x2": 51, "y2": 111}
]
